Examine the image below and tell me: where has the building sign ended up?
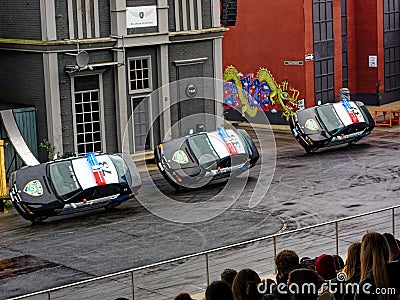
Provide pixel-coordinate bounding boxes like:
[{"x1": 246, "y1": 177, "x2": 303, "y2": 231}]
[
  {"x1": 369, "y1": 55, "x2": 377, "y2": 68},
  {"x1": 126, "y1": 6, "x2": 157, "y2": 28},
  {"x1": 284, "y1": 61, "x2": 304, "y2": 66},
  {"x1": 305, "y1": 54, "x2": 314, "y2": 61}
]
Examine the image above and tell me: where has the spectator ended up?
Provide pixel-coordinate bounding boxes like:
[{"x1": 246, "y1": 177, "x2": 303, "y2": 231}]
[
  {"x1": 221, "y1": 268, "x2": 238, "y2": 287},
  {"x1": 174, "y1": 292, "x2": 194, "y2": 300},
  {"x1": 355, "y1": 232, "x2": 400, "y2": 300},
  {"x1": 299, "y1": 256, "x2": 316, "y2": 269},
  {"x1": 333, "y1": 254, "x2": 345, "y2": 272},
  {"x1": 314, "y1": 254, "x2": 336, "y2": 300},
  {"x1": 383, "y1": 233, "x2": 400, "y2": 261},
  {"x1": 205, "y1": 280, "x2": 234, "y2": 300},
  {"x1": 315, "y1": 254, "x2": 337, "y2": 280},
  {"x1": 272, "y1": 250, "x2": 302, "y2": 300},
  {"x1": 335, "y1": 242, "x2": 361, "y2": 300},
  {"x1": 287, "y1": 268, "x2": 319, "y2": 300},
  {"x1": 342, "y1": 242, "x2": 361, "y2": 282},
  {"x1": 232, "y1": 268, "x2": 262, "y2": 300}
]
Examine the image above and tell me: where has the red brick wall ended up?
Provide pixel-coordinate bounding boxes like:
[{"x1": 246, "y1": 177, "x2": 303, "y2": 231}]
[
  {"x1": 333, "y1": 0, "x2": 343, "y2": 100},
  {"x1": 353, "y1": 0, "x2": 383, "y2": 93},
  {"x1": 222, "y1": 0, "x2": 307, "y2": 99}
]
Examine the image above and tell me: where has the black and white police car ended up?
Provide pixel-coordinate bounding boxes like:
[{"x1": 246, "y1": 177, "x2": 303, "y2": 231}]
[
  {"x1": 9, "y1": 152, "x2": 141, "y2": 222},
  {"x1": 289, "y1": 100, "x2": 375, "y2": 153},
  {"x1": 154, "y1": 126, "x2": 259, "y2": 190}
]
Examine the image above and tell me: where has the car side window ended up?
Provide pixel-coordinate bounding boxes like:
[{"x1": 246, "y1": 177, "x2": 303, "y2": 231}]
[{"x1": 48, "y1": 161, "x2": 81, "y2": 201}]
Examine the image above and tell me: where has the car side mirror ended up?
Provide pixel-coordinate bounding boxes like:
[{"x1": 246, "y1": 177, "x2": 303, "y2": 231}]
[{"x1": 321, "y1": 130, "x2": 327, "y2": 137}]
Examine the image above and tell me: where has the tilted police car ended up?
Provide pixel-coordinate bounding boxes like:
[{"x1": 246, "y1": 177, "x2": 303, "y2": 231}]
[
  {"x1": 9, "y1": 153, "x2": 141, "y2": 222},
  {"x1": 154, "y1": 126, "x2": 259, "y2": 190},
  {"x1": 289, "y1": 100, "x2": 374, "y2": 153}
]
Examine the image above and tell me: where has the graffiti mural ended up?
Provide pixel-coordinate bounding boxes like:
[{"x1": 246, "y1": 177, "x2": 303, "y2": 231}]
[{"x1": 223, "y1": 66, "x2": 301, "y2": 119}]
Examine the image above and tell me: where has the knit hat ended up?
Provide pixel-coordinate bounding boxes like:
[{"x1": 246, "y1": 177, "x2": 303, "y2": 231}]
[{"x1": 315, "y1": 254, "x2": 337, "y2": 280}]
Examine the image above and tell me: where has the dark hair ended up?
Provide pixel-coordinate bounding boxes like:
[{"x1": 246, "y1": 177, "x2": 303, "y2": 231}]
[
  {"x1": 205, "y1": 280, "x2": 234, "y2": 300},
  {"x1": 275, "y1": 250, "x2": 299, "y2": 275},
  {"x1": 333, "y1": 254, "x2": 345, "y2": 271},
  {"x1": 288, "y1": 268, "x2": 319, "y2": 300},
  {"x1": 383, "y1": 233, "x2": 400, "y2": 256},
  {"x1": 232, "y1": 269, "x2": 262, "y2": 300},
  {"x1": 174, "y1": 292, "x2": 193, "y2": 300},
  {"x1": 221, "y1": 268, "x2": 237, "y2": 287}
]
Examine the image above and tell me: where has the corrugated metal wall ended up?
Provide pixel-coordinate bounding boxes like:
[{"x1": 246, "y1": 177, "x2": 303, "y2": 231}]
[{"x1": 0, "y1": 108, "x2": 38, "y2": 176}]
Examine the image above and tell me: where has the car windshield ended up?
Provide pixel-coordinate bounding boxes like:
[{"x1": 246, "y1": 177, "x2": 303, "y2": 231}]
[
  {"x1": 316, "y1": 105, "x2": 344, "y2": 135},
  {"x1": 187, "y1": 134, "x2": 220, "y2": 169},
  {"x1": 48, "y1": 160, "x2": 81, "y2": 201}
]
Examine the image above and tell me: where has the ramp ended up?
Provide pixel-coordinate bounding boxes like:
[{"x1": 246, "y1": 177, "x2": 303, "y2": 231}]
[{"x1": 0, "y1": 110, "x2": 40, "y2": 166}]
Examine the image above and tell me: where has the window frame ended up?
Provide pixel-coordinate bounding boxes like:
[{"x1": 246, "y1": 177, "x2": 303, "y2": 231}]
[
  {"x1": 70, "y1": 72, "x2": 106, "y2": 155},
  {"x1": 128, "y1": 56, "x2": 153, "y2": 94}
]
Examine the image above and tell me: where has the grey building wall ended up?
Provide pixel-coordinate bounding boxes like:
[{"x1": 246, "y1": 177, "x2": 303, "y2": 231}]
[
  {"x1": 168, "y1": 0, "x2": 213, "y2": 32},
  {"x1": 0, "y1": 51, "x2": 47, "y2": 160},
  {"x1": 57, "y1": 49, "x2": 118, "y2": 154},
  {"x1": 168, "y1": 40, "x2": 215, "y2": 132},
  {"x1": 168, "y1": 40, "x2": 214, "y2": 81},
  {"x1": 55, "y1": 0, "x2": 69, "y2": 40},
  {"x1": 0, "y1": 0, "x2": 42, "y2": 39}
]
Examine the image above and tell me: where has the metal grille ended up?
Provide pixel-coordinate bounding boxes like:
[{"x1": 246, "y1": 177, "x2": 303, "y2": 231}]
[
  {"x1": 313, "y1": 0, "x2": 335, "y2": 104},
  {"x1": 384, "y1": 0, "x2": 400, "y2": 91},
  {"x1": 128, "y1": 57, "x2": 152, "y2": 94},
  {"x1": 74, "y1": 76, "x2": 102, "y2": 154}
]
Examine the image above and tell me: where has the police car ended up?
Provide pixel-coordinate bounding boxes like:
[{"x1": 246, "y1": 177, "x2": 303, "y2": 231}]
[
  {"x1": 9, "y1": 153, "x2": 141, "y2": 222},
  {"x1": 154, "y1": 126, "x2": 259, "y2": 190},
  {"x1": 289, "y1": 100, "x2": 375, "y2": 153}
]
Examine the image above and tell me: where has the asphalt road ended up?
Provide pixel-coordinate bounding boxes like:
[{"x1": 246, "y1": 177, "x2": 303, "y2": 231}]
[{"x1": 1, "y1": 125, "x2": 400, "y2": 300}]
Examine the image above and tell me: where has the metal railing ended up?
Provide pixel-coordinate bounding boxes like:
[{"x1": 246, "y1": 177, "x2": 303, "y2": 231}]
[{"x1": 7, "y1": 204, "x2": 400, "y2": 300}]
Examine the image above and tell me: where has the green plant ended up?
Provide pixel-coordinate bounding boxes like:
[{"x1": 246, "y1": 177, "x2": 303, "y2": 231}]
[
  {"x1": 3, "y1": 199, "x2": 12, "y2": 208},
  {"x1": 59, "y1": 151, "x2": 76, "y2": 159},
  {"x1": 39, "y1": 139, "x2": 56, "y2": 161}
]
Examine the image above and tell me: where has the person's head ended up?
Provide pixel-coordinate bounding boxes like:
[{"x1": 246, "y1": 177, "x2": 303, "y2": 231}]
[
  {"x1": 287, "y1": 268, "x2": 319, "y2": 300},
  {"x1": 275, "y1": 250, "x2": 299, "y2": 277},
  {"x1": 314, "y1": 254, "x2": 336, "y2": 280},
  {"x1": 333, "y1": 254, "x2": 344, "y2": 271},
  {"x1": 345, "y1": 242, "x2": 361, "y2": 280},
  {"x1": 383, "y1": 233, "x2": 400, "y2": 259},
  {"x1": 232, "y1": 269, "x2": 262, "y2": 300},
  {"x1": 174, "y1": 292, "x2": 194, "y2": 300},
  {"x1": 360, "y1": 232, "x2": 390, "y2": 300},
  {"x1": 205, "y1": 280, "x2": 234, "y2": 300},
  {"x1": 221, "y1": 268, "x2": 237, "y2": 287}
]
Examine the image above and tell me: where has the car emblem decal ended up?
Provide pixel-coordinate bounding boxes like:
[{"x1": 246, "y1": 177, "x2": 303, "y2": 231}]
[
  {"x1": 305, "y1": 118, "x2": 319, "y2": 131},
  {"x1": 172, "y1": 150, "x2": 189, "y2": 164},
  {"x1": 23, "y1": 180, "x2": 44, "y2": 196}
]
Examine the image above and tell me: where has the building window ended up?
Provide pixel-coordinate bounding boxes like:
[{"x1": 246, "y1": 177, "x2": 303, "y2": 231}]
[
  {"x1": 73, "y1": 75, "x2": 103, "y2": 155},
  {"x1": 128, "y1": 56, "x2": 152, "y2": 94}
]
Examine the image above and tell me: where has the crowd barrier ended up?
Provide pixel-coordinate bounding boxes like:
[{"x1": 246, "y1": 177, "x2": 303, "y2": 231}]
[{"x1": 8, "y1": 205, "x2": 400, "y2": 300}]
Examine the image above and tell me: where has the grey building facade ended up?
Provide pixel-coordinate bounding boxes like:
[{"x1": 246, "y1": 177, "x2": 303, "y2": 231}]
[{"x1": 0, "y1": 0, "x2": 226, "y2": 161}]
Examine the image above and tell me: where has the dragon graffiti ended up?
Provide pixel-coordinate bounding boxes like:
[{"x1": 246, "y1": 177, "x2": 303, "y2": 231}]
[{"x1": 223, "y1": 66, "x2": 301, "y2": 120}]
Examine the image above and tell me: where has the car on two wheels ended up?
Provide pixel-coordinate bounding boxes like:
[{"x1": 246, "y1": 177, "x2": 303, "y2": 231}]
[
  {"x1": 154, "y1": 126, "x2": 260, "y2": 190},
  {"x1": 289, "y1": 100, "x2": 375, "y2": 153},
  {"x1": 9, "y1": 152, "x2": 141, "y2": 223}
]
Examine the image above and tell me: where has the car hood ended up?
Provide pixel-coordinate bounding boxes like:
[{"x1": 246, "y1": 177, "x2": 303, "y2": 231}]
[
  {"x1": 13, "y1": 164, "x2": 57, "y2": 205},
  {"x1": 159, "y1": 137, "x2": 201, "y2": 176},
  {"x1": 296, "y1": 107, "x2": 324, "y2": 135}
]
